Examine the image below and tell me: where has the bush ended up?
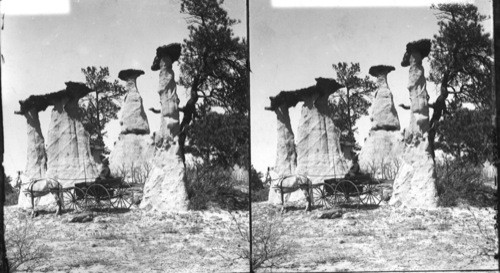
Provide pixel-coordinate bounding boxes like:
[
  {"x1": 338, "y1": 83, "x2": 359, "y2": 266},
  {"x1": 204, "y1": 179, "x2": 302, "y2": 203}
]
[
  {"x1": 251, "y1": 206, "x2": 294, "y2": 271},
  {"x1": 6, "y1": 214, "x2": 49, "y2": 272},
  {"x1": 436, "y1": 158, "x2": 496, "y2": 207},
  {"x1": 185, "y1": 162, "x2": 248, "y2": 211},
  {"x1": 4, "y1": 175, "x2": 19, "y2": 206}
]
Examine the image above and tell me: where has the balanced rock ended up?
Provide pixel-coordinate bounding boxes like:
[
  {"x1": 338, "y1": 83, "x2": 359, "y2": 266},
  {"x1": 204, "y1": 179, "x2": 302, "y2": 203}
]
[
  {"x1": 359, "y1": 65, "x2": 403, "y2": 176},
  {"x1": 296, "y1": 78, "x2": 349, "y2": 185},
  {"x1": 369, "y1": 65, "x2": 400, "y2": 131},
  {"x1": 45, "y1": 82, "x2": 98, "y2": 187},
  {"x1": 118, "y1": 69, "x2": 150, "y2": 134},
  {"x1": 390, "y1": 39, "x2": 438, "y2": 208},
  {"x1": 109, "y1": 69, "x2": 154, "y2": 177},
  {"x1": 141, "y1": 43, "x2": 189, "y2": 212}
]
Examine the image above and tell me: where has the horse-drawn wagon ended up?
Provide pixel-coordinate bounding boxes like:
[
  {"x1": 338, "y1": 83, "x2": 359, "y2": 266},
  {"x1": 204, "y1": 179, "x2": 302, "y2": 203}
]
[
  {"x1": 24, "y1": 177, "x2": 139, "y2": 217},
  {"x1": 272, "y1": 173, "x2": 386, "y2": 212}
]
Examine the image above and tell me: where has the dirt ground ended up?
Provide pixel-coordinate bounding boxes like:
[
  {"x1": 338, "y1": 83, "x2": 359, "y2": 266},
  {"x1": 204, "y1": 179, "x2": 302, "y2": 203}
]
[
  {"x1": 5, "y1": 205, "x2": 249, "y2": 273},
  {"x1": 252, "y1": 201, "x2": 498, "y2": 272}
]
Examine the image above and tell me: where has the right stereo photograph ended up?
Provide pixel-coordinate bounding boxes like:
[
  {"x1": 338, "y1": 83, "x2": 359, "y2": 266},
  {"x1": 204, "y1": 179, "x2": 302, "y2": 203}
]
[{"x1": 250, "y1": 0, "x2": 498, "y2": 271}]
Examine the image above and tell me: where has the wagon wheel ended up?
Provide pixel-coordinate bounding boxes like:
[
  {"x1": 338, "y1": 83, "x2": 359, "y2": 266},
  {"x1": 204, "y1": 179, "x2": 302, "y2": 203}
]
[
  {"x1": 62, "y1": 187, "x2": 85, "y2": 212},
  {"x1": 85, "y1": 184, "x2": 112, "y2": 212},
  {"x1": 334, "y1": 180, "x2": 360, "y2": 208},
  {"x1": 360, "y1": 180, "x2": 383, "y2": 205},
  {"x1": 312, "y1": 184, "x2": 335, "y2": 209},
  {"x1": 111, "y1": 187, "x2": 134, "y2": 209}
]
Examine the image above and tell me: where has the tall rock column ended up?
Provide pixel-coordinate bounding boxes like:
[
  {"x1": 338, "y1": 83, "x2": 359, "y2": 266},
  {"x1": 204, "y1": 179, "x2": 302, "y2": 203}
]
[
  {"x1": 390, "y1": 39, "x2": 438, "y2": 208},
  {"x1": 141, "y1": 43, "x2": 189, "y2": 212},
  {"x1": 295, "y1": 78, "x2": 348, "y2": 185},
  {"x1": 359, "y1": 65, "x2": 403, "y2": 177},
  {"x1": 45, "y1": 82, "x2": 98, "y2": 187},
  {"x1": 15, "y1": 99, "x2": 49, "y2": 207},
  {"x1": 265, "y1": 96, "x2": 298, "y2": 204},
  {"x1": 109, "y1": 69, "x2": 154, "y2": 177}
]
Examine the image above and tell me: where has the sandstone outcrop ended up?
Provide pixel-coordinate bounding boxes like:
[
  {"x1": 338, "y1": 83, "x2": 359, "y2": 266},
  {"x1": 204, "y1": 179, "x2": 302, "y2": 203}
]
[
  {"x1": 15, "y1": 97, "x2": 50, "y2": 207},
  {"x1": 141, "y1": 43, "x2": 189, "y2": 212},
  {"x1": 265, "y1": 78, "x2": 349, "y2": 204},
  {"x1": 359, "y1": 65, "x2": 403, "y2": 177},
  {"x1": 295, "y1": 78, "x2": 349, "y2": 185},
  {"x1": 45, "y1": 82, "x2": 98, "y2": 187},
  {"x1": 265, "y1": 94, "x2": 298, "y2": 203},
  {"x1": 118, "y1": 69, "x2": 150, "y2": 134},
  {"x1": 390, "y1": 39, "x2": 438, "y2": 208},
  {"x1": 109, "y1": 69, "x2": 154, "y2": 177}
]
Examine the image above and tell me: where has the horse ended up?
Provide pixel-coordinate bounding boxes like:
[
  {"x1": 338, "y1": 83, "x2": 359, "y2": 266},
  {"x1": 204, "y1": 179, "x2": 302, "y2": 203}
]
[
  {"x1": 272, "y1": 174, "x2": 313, "y2": 213},
  {"x1": 24, "y1": 178, "x2": 63, "y2": 218}
]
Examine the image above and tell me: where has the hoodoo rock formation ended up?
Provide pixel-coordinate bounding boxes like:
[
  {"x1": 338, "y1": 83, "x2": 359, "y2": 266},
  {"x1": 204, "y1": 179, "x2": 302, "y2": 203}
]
[
  {"x1": 15, "y1": 96, "x2": 50, "y2": 207},
  {"x1": 141, "y1": 43, "x2": 189, "y2": 212},
  {"x1": 266, "y1": 78, "x2": 349, "y2": 204},
  {"x1": 390, "y1": 39, "x2": 438, "y2": 208},
  {"x1": 45, "y1": 82, "x2": 98, "y2": 187},
  {"x1": 109, "y1": 69, "x2": 154, "y2": 177},
  {"x1": 265, "y1": 92, "x2": 299, "y2": 203},
  {"x1": 295, "y1": 78, "x2": 348, "y2": 184},
  {"x1": 359, "y1": 65, "x2": 403, "y2": 177}
]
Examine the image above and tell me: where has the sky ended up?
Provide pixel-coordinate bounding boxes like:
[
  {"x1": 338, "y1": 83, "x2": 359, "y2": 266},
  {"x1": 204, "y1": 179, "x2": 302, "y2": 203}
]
[
  {"x1": 1, "y1": 0, "x2": 246, "y2": 178},
  {"x1": 250, "y1": 0, "x2": 493, "y2": 174}
]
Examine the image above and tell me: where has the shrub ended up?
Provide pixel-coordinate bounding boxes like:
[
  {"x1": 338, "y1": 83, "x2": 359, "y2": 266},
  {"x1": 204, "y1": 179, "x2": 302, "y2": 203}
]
[
  {"x1": 436, "y1": 158, "x2": 496, "y2": 207},
  {"x1": 251, "y1": 207, "x2": 294, "y2": 271},
  {"x1": 5, "y1": 175, "x2": 19, "y2": 206},
  {"x1": 185, "y1": 161, "x2": 248, "y2": 211},
  {"x1": 6, "y1": 215, "x2": 48, "y2": 272}
]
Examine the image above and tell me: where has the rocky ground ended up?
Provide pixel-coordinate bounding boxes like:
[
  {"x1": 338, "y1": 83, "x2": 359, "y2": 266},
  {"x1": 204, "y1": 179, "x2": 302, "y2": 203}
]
[
  {"x1": 252, "y1": 200, "x2": 498, "y2": 272},
  {"x1": 5, "y1": 205, "x2": 249, "y2": 273}
]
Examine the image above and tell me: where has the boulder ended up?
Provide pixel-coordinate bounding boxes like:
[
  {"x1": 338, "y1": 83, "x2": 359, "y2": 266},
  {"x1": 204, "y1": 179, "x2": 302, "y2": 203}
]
[
  {"x1": 390, "y1": 39, "x2": 438, "y2": 208},
  {"x1": 45, "y1": 82, "x2": 98, "y2": 187},
  {"x1": 141, "y1": 43, "x2": 189, "y2": 212},
  {"x1": 118, "y1": 69, "x2": 150, "y2": 135}
]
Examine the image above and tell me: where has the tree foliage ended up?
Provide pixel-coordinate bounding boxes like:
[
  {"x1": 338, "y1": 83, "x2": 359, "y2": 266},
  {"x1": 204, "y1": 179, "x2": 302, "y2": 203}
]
[
  {"x1": 429, "y1": 4, "x2": 494, "y2": 163},
  {"x1": 430, "y1": 3, "x2": 492, "y2": 110},
  {"x1": 330, "y1": 62, "x2": 375, "y2": 145},
  {"x1": 186, "y1": 110, "x2": 249, "y2": 169},
  {"x1": 178, "y1": 0, "x2": 248, "y2": 167},
  {"x1": 179, "y1": 0, "x2": 247, "y2": 115},
  {"x1": 80, "y1": 66, "x2": 126, "y2": 155},
  {"x1": 435, "y1": 108, "x2": 495, "y2": 164}
]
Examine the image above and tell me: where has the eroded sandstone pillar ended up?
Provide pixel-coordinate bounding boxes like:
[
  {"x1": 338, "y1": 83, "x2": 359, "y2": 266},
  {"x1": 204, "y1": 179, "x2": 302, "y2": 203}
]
[
  {"x1": 359, "y1": 65, "x2": 403, "y2": 178},
  {"x1": 390, "y1": 40, "x2": 438, "y2": 208},
  {"x1": 45, "y1": 82, "x2": 98, "y2": 187},
  {"x1": 141, "y1": 43, "x2": 189, "y2": 212},
  {"x1": 109, "y1": 69, "x2": 154, "y2": 177},
  {"x1": 265, "y1": 100, "x2": 297, "y2": 204},
  {"x1": 15, "y1": 101, "x2": 49, "y2": 207},
  {"x1": 295, "y1": 78, "x2": 348, "y2": 185}
]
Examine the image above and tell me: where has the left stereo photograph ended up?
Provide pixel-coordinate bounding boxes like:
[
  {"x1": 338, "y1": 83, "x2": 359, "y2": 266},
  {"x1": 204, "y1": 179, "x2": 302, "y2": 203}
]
[{"x1": 1, "y1": 0, "x2": 250, "y2": 272}]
